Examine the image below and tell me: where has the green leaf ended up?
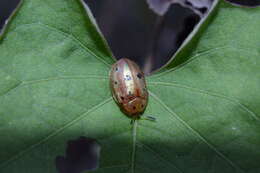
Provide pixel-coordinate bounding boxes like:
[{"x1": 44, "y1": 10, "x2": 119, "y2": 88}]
[{"x1": 0, "y1": 0, "x2": 259, "y2": 173}]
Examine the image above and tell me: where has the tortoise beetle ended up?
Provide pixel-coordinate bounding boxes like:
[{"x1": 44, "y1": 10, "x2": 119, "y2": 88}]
[{"x1": 109, "y1": 58, "x2": 148, "y2": 118}]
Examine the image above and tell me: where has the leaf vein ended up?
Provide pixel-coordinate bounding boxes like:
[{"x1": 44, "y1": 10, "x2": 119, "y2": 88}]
[
  {"x1": 0, "y1": 97, "x2": 113, "y2": 168},
  {"x1": 136, "y1": 141, "x2": 184, "y2": 173},
  {"x1": 148, "y1": 81, "x2": 259, "y2": 120},
  {"x1": 148, "y1": 90, "x2": 244, "y2": 172},
  {"x1": 97, "y1": 164, "x2": 129, "y2": 170},
  {"x1": 151, "y1": 45, "x2": 258, "y2": 78},
  {"x1": 0, "y1": 80, "x2": 22, "y2": 97},
  {"x1": 0, "y1": 75, "x2": 108, "y2": 97},
  {"x1": 22, "y1": 75, "x2": 108, "y2": 85},
  {"x1": 10, "y1": 22, "x2": 111, "y2": 67},
  {"x1": 151, "y1": 46, "x2": 230, "y2": 78}
]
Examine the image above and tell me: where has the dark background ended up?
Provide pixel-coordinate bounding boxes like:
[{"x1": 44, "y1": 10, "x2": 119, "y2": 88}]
[
  {"x1": 0, "y1": 0, "x2": 20, "y2": 31},
  {"x1": 85, "y1": 0, "x2": 202, "y2": 73},
  {"x1": 0, "y1": 0, "x2": 202, "y2": 72}
]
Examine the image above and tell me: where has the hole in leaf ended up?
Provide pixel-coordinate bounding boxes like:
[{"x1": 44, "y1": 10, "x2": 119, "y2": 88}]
[{"x1": 55, "y1": 136, "x2": 100, "y2": 173}]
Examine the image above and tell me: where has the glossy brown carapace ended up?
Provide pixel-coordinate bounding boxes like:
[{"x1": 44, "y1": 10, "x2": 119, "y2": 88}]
[{"x1": 109, "y1": 58, "x2": 148, "y2": 118}]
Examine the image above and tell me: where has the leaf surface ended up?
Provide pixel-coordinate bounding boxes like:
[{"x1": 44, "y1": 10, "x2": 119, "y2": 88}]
[{"x1": 0, "y1": 0, "x2": 259, "y2": 173}]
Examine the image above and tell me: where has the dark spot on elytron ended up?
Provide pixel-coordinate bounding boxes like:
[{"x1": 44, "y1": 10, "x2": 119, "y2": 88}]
[
  {"x1": 114, "y1": 81, "x2": 117, "y2": 84},
  {"x1": 141, "y1": 104, "x2": 144, "y2": 108},
  {"x1": 115, "y1": 67, "x2": 118, "y2": 71},
  {"x1": 125, "y1": 75, "x2": 131, "y2": 81},
  {"x1": 121, "y1": 96, "x2": 124, "y2": 100},
  {"x1": 133, "y1": 106, "x2": 136, "y2": 110},
  {"x1": 55, "y1": 136, "x2": 100, "y2": 173},
  {"x1": 137, "y1": 73, "x2": 142, "y2": 79}
]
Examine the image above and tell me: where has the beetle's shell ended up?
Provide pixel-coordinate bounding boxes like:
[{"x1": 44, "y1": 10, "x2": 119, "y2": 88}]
[{"x1": 110, "y1": 58, "x2": 148, "y2": 117}]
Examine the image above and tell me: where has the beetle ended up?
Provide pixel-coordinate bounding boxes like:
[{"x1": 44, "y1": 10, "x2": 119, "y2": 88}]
[{"x1": 109, "y1": 58, "x2": 148, "y2": 119}]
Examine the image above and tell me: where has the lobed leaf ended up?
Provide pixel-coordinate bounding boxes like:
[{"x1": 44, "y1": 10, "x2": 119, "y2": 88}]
[{"x1": 0, "y1": 0, "x2": 259, "y2": 173}]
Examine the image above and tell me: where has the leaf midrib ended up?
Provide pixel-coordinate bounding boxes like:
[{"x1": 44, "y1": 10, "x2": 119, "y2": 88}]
[{"x1": 1, "y1": 77, "x2": 255, "y2": 172}]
